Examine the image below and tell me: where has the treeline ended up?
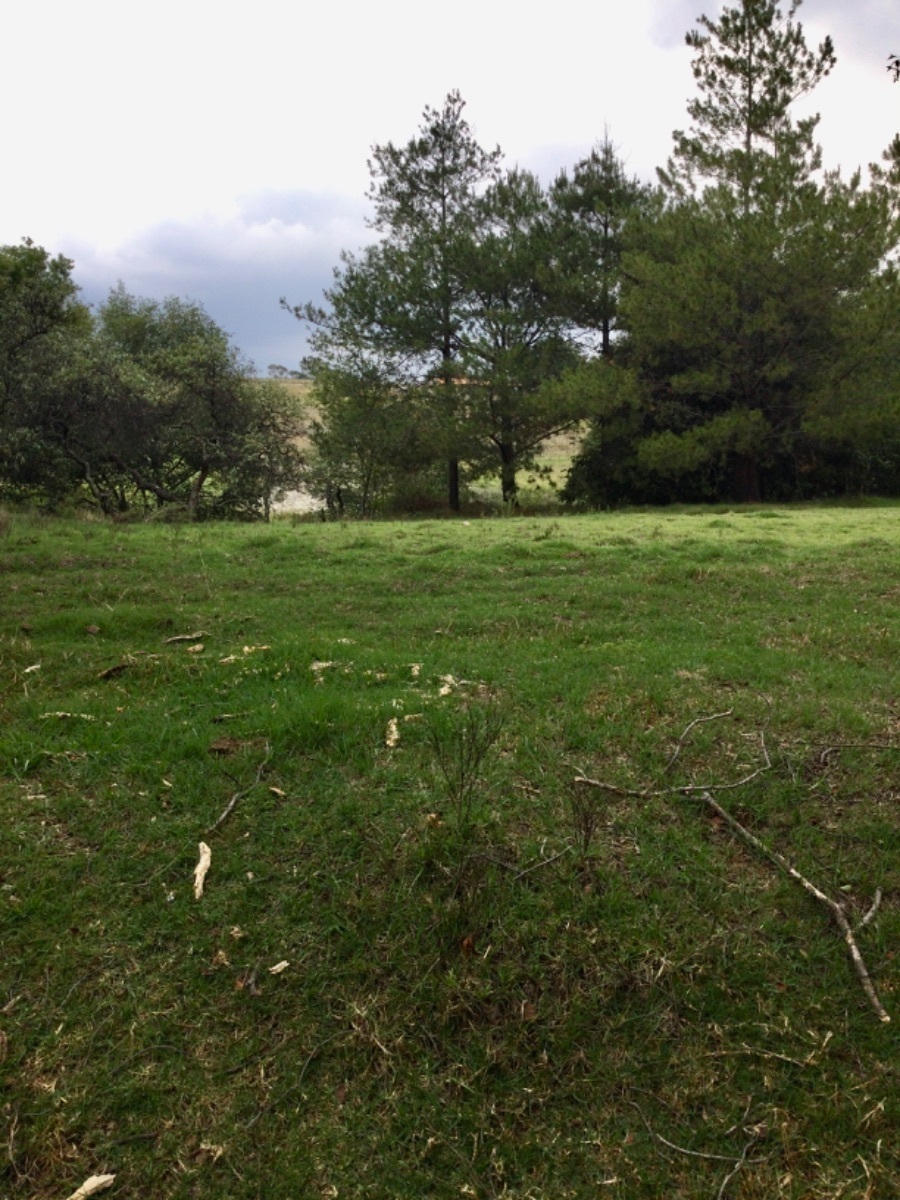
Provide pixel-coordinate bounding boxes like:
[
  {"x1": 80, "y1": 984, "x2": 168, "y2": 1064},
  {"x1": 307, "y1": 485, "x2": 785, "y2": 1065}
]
[
  {"x1": 4, "y1": 1, "x2": 899, "y2": 519},
  {"x1": 0, "y1": 252, "x2": 303, "y2": 518},
  {"x1": 285, "y1": 0, "x2": 900, "y2": 512}
]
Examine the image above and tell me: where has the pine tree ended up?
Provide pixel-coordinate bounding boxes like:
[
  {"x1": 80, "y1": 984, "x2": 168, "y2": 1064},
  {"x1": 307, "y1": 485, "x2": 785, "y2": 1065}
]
[{"x1": 607, "y1": 0, "x2": 900, "y2": 502}]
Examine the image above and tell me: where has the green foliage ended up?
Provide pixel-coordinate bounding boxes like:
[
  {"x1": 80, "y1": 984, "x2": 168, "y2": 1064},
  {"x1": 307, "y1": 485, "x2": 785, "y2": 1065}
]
[
  {"x1": 0, "y1": 241, "x2": 90, "y2": 503},
  {"x1": 289, "y1": 97, "x2": 598, "y2": 509},
  {"x1": 550, "y1": 131, "x2": 655, "y2": 355},
  {"x1": 304, "y1": 360, "x2": 442, "y2": 516},
  {"x1": 0, "y1": 270, "x2": 305, "y2": 518},
  {"x1": 567, "y1": 0, "x2": 900, "y2": 506},
  {"x1": 661, "y1": 0, "x2": 835, "y2": 203}
]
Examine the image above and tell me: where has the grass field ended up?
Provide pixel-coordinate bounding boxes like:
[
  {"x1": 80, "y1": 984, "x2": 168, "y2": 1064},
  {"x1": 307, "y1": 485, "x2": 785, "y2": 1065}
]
[{"x1": 1, "y1": 505, "x2": 898, "y2": 1198}]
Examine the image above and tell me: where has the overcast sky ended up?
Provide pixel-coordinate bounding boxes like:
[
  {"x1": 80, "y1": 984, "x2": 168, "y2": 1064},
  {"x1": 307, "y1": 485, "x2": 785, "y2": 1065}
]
[{"x1": 3, "y1": 0, "x2": 897, "y2": 371}]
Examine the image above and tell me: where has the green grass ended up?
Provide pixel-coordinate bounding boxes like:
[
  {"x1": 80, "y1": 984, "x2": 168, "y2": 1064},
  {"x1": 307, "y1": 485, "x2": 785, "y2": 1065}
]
[{"x1": 1, "y1": 505, "x2": 898, "y2": 1198}]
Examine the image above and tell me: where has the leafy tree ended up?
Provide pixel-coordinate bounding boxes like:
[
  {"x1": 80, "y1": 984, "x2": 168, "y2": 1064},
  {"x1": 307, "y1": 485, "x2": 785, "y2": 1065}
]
[
  {"x1": 1, "y1": 269, "x2": 304, "y2": 518},
  {"x1": 302, "y1": 358, "x2": 441, "y2": 517},
  {"x1": 95, "y1": 286, "x2": 304, "y2": 517},
  {"x1": 0, "y1": 241, "x2": 90, "y2": 501}
]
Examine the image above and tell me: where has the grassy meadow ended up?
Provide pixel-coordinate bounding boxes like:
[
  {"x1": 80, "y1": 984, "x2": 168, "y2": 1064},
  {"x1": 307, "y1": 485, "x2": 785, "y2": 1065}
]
[{"x1": 1, "y1": 505, "x2": 898, "y2": 1198}]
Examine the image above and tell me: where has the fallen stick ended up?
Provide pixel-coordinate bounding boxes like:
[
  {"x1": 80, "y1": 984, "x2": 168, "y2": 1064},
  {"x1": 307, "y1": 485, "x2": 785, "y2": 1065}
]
[
  {"x1": 207, "y1": 745, "x2": 272, "y2": 833},
  {"x1": 664, "y1": 709, "x2": 734, "y2": 773},
  {"x1": 693, "y1": 790, "x2": 890, "y2": 1024}
]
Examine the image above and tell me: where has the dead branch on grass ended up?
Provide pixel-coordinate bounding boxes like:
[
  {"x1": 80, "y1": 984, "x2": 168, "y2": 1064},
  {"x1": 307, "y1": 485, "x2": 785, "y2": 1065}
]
[
  {"x1": 575, "y1": 729, "x2": 772, "y2": 797},
  {"x1": 857, "y1": 889, "x2": 883, "y2": 932},
  {"x1": 575, "y1": 714, "x2": 891, "y2": 1024},
  {"x1": 692, "y1": 790, "x2": 890, "y2": 1023},
  {"x1": 664, "y1": 708, "x2": 733, "y2": 773},
  {"x1": 207, "y1": 744, "x2": 272, "y2": 833}
]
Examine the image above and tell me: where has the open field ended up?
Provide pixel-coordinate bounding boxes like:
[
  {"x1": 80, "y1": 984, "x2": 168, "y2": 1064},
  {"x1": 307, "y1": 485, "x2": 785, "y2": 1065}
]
[{"x1": 1, "y1": 506, "x2": 898, "y2": 1198}]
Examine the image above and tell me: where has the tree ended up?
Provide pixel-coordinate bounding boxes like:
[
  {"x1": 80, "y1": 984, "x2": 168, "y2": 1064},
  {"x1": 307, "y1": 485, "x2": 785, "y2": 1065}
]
[
  {"x1": 0, "y1": 241, "x2": 90, "y2": 501},
  {"x1": 550, "y1": 132, "x2": 653, "y2": 357},
  {"x1": 302, "y1": 358, "x2": 441, "y2": 517},
  {"x1": 660, "y1": 0, "x2": 835, "y2": 206},
  {"x1": 94, "y1": 286, "x2": 304, "y2": 517},
  {"x1": 453, "y1": 168, "x2": 584, "y2": 503},
  {"x1": 889, "y1": 54, "x2": 899, "y2": 83},
  {"x1": 568, "y1": 0, "x2": 900, "y2": 505},
  {"x1": 286, "y1": 91, "x2": 501, "y2": 510}
]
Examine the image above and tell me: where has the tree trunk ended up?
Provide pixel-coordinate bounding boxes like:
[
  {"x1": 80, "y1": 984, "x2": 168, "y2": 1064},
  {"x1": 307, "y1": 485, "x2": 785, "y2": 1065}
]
[
  {"x1": 448, "y1": 459, "x2": 460, "y2": 512},
  {"x1": 189, "y1": 464, "x2": 209, "y2": 517},
  {"x1": 499, "y1": 416, "x2": 517, "y2": 505},
  {"x1": 732, "y1": 453, "x2": 761, "y2": 503}
]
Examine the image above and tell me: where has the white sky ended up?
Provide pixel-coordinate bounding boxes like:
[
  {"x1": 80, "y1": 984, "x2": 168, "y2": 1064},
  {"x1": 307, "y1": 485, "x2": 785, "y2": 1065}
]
[{"x1": 3, "y1": 0, "x2": 897, "y2": 370}]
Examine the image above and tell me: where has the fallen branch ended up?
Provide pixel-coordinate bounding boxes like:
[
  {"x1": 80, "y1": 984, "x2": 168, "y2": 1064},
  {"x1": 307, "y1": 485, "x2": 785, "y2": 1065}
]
[
  {"x1": 857, "y1": 888, "x2": 883, "y2": 933},
  {"x1": 163, "y1": 631, "x2": 208, "y2": 644},
  {"x1": 664, "y1": 709, "x2": 733, "y2": 773},
  {"x1": 66, "y1": 1176, "x2": 116, "y2": 1200},
  {"x1": 207, "y1": 745, "x2": 272, "y2": 833},
  {"x1": 575, "y1": 716, "x2": 890, "y2": 1024},
  {"x1": 694, "y1": 790, "x2": 890, "y2": 1024},
  {"x1": 575, "y1": 730, "x2": 772, "y2": 797},
  {"x1": 630, "y1": 1102, "x2": 767, "y2": 1167}
]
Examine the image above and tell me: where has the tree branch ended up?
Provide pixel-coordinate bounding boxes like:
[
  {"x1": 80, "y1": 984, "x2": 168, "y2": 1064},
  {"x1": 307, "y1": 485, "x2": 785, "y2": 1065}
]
[{"x1": 692, "y1": 790, "x2": 890, "y2": 1024}]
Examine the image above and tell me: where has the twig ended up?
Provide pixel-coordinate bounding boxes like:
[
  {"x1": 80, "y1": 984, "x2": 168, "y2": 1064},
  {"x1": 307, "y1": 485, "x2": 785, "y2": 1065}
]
[
  {"x1": 856, "y1": 888, "x2": 883, "y2": 932},
  {"x1": 664, "y1": 709, "x2": 734, "y2": 773},
  {"x1": 716, "y1": 1134, "x2": 760, "y2": 1200},
  {"x1": 694, "y1": 791, "x2": 890, "y2": 1024},
  {"x1": 630, "y1": 1103, "x2": 767, "y2": 1166},
  {"x1": 208, "y1": 745, "x2": 272, "y2": 833},
  {"x1": 513, "y1": 845, "x2": 571, "y2": 881},
  {"x1": 575, "y1": 730, "x2": 771, "y2": 797}
]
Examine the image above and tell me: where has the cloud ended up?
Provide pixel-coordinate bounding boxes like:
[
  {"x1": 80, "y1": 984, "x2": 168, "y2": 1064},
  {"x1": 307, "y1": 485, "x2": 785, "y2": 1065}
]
[{"x1": 69, "y1": 190, "x2": 371, "y2": 372}]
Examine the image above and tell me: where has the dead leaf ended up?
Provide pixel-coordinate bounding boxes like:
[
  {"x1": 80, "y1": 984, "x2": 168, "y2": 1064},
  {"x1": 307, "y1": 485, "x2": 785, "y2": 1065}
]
[
  {"x1": 85, "y1": 625, "x2": 100, "y2": 635},
  {"x1": 23, "y1": 663, "x2": 41, "y2": 674},
  {"x1": 0, "y1": 1030, "x2": 7, "y2": 1063},
  {"x1": 164, "y1": 631, "x2": 208, "y2": 644},
  {"x1": 186, "y1": 644, "x2": 204, "y2": 654},
  {"x1": 66, "y1": 1176, "x2": 116, "y2": 1200},
  {"x1": 461, "y1": 935, "x2": 476, "y2": 958},
  {"x1": 269, "y1": 786, "x2": 286, "y2": 797},
  {"x1": 193, "y1": 842, "x2": 211, "y2": 900},
  {"x1": 229, "y1": 925, "x2": 246, "y2": 940},
  {"x1": 520, "y1": 1000, "x2": 538, "y2": 1022},
  {"x1": 211, "y1": 949, "x2": 230, "y2": 967},
  {"x1": 268, "y1": 960, "x2": 290, "y2": 975},
  {"x1": 385, "y1": 718, "x2": 400, "y2": 748}
]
